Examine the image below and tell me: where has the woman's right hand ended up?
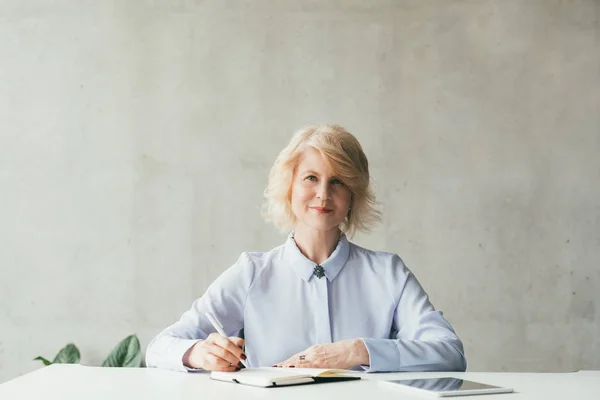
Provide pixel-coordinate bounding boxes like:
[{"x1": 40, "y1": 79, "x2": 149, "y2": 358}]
[{"x1": 182, "y1": 333, "x2": 246, "y2": 371}]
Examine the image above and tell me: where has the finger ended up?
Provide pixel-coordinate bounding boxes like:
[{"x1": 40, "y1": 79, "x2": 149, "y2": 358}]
[
  {"x1": 210, "y1": 356, "x2": 240, "y2": 372},
  {"x1": 205, "y1": 332, "x2": 222, "y2": 344},
  {"x1": 229, "y1": 336, "x2": 245, "y2": 348},
  {"x1": 206, "y1": 349, "x2": 237, "y2": 371},
  {"x1": 276, "y1": 355, "x2": 294, "y2": 367},
  {"x1": 213, "y1": 366, "x2": 239, "y2": 372},
  {"x1": 295, "y1": 359, "x2": 318, "y2": 368},
  {"x1": 228, "y1": 337, "x2": 247, "y2": 365},
  {"x1": 212, "y1": 335, "x2": 245, "y2": 360},
  {"x1": 280, "y1": 359, "x2": 298, "y2": 368},
  {"x1": 219, "y1": 365, "x2": 240, "y2": 372},
  {"x1": 208, "y1": 344, "x2": 243, "y2": 367}
]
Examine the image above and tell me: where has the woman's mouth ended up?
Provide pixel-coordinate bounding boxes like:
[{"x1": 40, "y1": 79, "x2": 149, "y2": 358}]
[{"x1": 310, "y1": 207, "x2": 333, "y2": 214}]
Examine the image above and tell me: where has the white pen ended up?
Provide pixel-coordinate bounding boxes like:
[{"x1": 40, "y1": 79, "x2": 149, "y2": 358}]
[{"x1": 205, "y1": 312, "x2": 248, "y2": 368}]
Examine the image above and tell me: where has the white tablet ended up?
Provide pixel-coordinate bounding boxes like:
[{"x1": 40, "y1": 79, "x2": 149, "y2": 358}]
[{"x1": 379, "y1": 377, "x2": 513, "y2": 397}]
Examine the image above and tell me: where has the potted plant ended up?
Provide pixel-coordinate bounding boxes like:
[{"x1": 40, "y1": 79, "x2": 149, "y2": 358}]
[{"x1": 34, "y1": 334, "x2": 142, "y2": 367}]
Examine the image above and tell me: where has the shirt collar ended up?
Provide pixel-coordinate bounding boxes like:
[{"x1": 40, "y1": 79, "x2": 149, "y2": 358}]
[{"x1": 284, "y1": 232, "x2": 350, "y2": 283}]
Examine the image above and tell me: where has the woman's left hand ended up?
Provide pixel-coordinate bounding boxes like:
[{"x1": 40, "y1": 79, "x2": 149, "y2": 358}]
[{"x1": 275, "y1": 339, "x2": 370, "y2": 369}]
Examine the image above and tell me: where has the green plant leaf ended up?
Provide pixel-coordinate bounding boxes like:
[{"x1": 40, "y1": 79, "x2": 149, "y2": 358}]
[
  {"x1": 33, "y1": 356, "x2": 53, "y2": 366},
  {"x1": 52, "y1": 343, "x2": 81, "y2": 364},
  {"x1": 101, "y1": 334, "x2": 142, "y2": 368}
]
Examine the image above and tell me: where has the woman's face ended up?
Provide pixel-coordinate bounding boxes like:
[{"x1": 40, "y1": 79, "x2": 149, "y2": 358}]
[{"x1": 290, "y1": 147, "x2": 352, "y2": 233}]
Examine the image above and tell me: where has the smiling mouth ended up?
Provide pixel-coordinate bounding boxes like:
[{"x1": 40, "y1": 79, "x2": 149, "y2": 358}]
[{"x1": 310, "y1": 207, "x2": 333, "y2": 214}]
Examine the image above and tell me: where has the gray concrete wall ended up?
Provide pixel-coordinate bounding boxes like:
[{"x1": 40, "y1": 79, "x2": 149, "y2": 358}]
[{"x1": 1, "y1": 0, "x2": 598, "y2": 383}]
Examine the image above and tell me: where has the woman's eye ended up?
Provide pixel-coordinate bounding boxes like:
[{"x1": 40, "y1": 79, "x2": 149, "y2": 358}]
[
  {"x1": 331, "y1": 178, "x2": 343, "y2": 185},
  {"x1": 305, "y1": 175, "x2": 317, "y2": 181}
]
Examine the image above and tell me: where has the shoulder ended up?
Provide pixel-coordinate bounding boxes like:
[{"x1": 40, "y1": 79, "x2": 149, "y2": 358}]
[
  {"x1": 241, "y1": 242, "x2": 286, "y2": 268},
  {"x1": 349, "y1": 242, "x2": 407, "y2": 269},
  {"x1": 230, "y1": 243, "x2": 286, "y2": 277},
  {"x1": 346, "y1": 242, "x2": 415, "y2": 303},
  {"x1": 216, "y1": 243, "x2": 286, "y2": 288},
  {"x1": 347, "y1": 242, "x2": 411, "y2": 281}
]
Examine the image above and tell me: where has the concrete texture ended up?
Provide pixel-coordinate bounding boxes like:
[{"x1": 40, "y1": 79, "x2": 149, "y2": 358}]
[{"x1": 1, "y1": 0, "x2": 599, "y2": 383}]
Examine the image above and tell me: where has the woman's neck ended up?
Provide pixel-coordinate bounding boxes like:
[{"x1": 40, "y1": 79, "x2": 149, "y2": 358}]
[{"x1": 293, "y1": 225, "x2": 341, "y2": 265}]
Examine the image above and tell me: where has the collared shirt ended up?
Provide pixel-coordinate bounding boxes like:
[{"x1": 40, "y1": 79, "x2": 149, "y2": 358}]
[{"x1": 146, "y1": 234, "x2": 467, "y2": 372}]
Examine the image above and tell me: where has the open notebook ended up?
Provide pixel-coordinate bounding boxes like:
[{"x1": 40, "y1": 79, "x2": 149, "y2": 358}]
[{"x1": 211, "y1": 367, "x2": 361, "y2": 387}]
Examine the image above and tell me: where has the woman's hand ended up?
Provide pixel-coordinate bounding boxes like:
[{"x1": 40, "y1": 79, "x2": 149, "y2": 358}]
[
  {"x1": 275, "y1": 339, "x2": 369, "y2": 369},
  {"x1": 183, "y1": 333, "x2": 246, "y2": 371}
]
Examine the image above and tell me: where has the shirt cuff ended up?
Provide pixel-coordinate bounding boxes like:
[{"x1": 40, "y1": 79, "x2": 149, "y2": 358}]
[
  {"x1": 359, "y1": 338, "x2": 401, "y2": 373},
  {"x1": 173, "y1": 338, "x2": 204, "y2": 372}
]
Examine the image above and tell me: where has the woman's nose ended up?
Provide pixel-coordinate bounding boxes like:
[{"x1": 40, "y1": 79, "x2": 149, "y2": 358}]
[{"x1": 316, "y1": 184, "x2": 331, "y2": 201}]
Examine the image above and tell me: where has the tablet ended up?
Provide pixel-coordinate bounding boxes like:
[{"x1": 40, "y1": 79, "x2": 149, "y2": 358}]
[{"x1": 379, "y1": 377, "x2": 513, "y2": 397}]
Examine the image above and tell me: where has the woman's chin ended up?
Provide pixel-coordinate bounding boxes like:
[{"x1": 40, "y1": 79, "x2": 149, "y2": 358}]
[{"x1": 299, "y1": 220, "x2": 342, "y2": 233}]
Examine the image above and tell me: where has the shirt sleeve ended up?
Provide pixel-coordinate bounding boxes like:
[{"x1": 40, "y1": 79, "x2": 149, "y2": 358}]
[
  {"x1": 145, "y1": 253, "x2": 255, "y2": 372},
  {"x1": 360, "y1": 255, "x2": 467, "y2": 373}
]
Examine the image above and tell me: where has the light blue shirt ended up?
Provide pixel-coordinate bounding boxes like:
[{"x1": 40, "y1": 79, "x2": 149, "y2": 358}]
[{"x1": 146, "y1": 234, "x2": 467, "y2": 372}]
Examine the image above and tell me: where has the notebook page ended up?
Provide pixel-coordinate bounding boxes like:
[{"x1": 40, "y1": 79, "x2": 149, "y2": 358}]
[
  {"x1": 212, "y1": 368, "x2": 312, "y2": 386},
  {"x1": 254, "y1": 367, "x2": 347, "y2": 377}
]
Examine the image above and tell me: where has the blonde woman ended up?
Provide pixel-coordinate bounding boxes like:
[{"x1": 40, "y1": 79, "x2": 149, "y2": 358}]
[{"x1": 146, "y1": 125, "x2": 466, "y2": 373}]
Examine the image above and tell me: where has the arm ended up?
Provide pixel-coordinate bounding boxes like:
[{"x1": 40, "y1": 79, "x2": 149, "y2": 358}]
[
  {"x1": 360, "y1": 256, "x2": 467, "y2": 372},
  {"x1": 145, "y1": 253, "x2": 255, "y2": 372}
]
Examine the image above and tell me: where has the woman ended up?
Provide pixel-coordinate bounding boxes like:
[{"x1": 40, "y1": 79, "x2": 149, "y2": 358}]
[{"x1": 146, "y1": 124, "x2": 466, "y2": 373}]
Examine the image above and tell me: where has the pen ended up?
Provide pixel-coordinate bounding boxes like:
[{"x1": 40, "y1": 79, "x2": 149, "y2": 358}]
[{"x1": 205, "y1": 312, "x2": 248, "y2": 368}]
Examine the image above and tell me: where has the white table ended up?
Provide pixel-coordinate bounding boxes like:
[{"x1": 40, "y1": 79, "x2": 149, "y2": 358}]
[{"x1": 0, "y1": 365, "x2": 598, "y2": 400}]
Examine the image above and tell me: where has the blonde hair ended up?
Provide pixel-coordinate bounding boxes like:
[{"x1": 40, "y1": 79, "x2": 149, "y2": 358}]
[{"x1": 263, "y1": 124, "x2": 381, "y2": 237}]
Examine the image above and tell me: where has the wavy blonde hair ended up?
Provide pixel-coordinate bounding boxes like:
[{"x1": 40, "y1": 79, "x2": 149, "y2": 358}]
[{"x1": 263, "y1": 124, "x2": 381, "y2": 237}]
